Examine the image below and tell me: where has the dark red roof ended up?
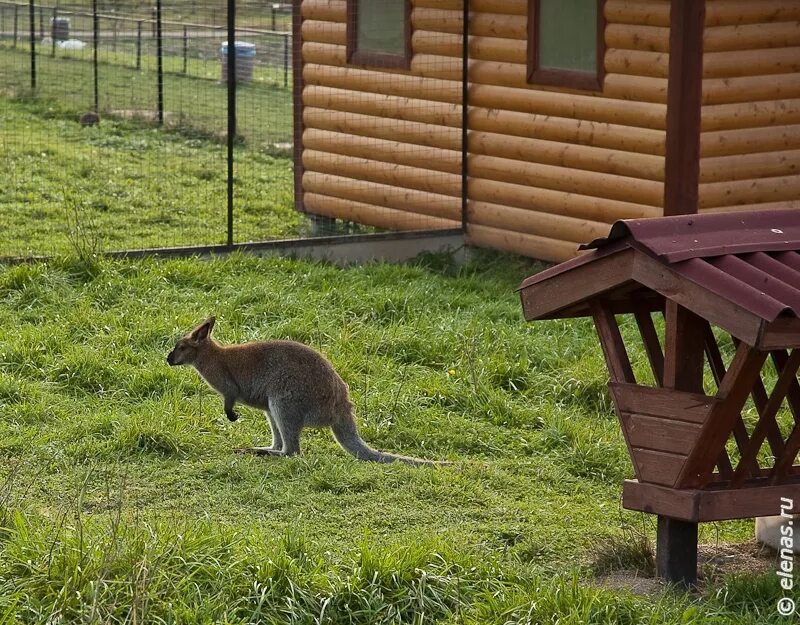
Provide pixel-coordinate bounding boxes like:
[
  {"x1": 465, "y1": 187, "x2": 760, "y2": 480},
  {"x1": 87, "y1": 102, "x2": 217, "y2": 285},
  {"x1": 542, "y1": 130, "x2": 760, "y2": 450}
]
[{"x1": 520, "y1": 209, "x2": 800, "y2": 328}]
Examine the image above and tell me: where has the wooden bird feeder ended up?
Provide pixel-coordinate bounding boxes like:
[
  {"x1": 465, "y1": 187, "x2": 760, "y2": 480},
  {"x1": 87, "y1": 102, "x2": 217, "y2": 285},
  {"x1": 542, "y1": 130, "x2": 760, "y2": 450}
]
[{"x1": 519, "y1": 209, "x2": 800, "y2": 585}]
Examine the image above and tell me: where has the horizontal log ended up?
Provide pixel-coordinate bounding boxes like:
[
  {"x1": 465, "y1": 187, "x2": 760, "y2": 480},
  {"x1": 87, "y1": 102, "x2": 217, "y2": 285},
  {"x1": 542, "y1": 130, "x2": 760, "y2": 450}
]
[
  {"x1": 302, "y1": 41, "x2": 347, "y2": 66},
  {"x1": 304, "y1": 192, "x2": 460, "y2": 231},
  {"x1": 701, "y1": 199, "x2": 800, "y2": 214},
  {"x1": 470, "y1": 12, "x2": 527, "y2": 39},
  {"x1": 468, "y1": 130, "x2": 666, "y2": 181},
  {"x1": 301, "y1": 20, "x2": 345, "y2": 45},
  {"x1": 301, "y1": 0, "x2": 344, "y2": 22},
  {"x1": 606, "y1": 23, "x2": 670, "y2": 52},
  {"x1": 469, "y1": 107, "x2": 667, "y2": 155},
  {"x1": 468, "y1": 177, "x2": 662, "y2": 222},
  {"x1": 699, "y1": 174, "x2": 800, "y2": 208},
  {"x1": 303, "y1": 86, "x2": 462, "y2": 127},
  {"x1": 469, "y1": 154, "x2": 664, "y2": 206},
  {"x1": 605, "y1": 49, "x2": 669, "y2": 78},
  {"x1": 411, "y1": 7, "x2": 462, "y2": 35},
  {"x1": 700, "y1": 149, "x2": 800, "y2": 183},
  {"x1": 604, "y1": 0, "x2": 671, "y2": 27},
  {"x1": 303, "y1": 150, "x2": 463, "y2": 197},
  {"x1": 469, "y1": 84, "x2": 667, "y2": 129},
  {"x1": 303, "y1": 171, "x2": 462, "y2": 221},
  {"x1": 703, "y1": 47, "x2": 800, "y2": 79},
  {"x1": 705, "y1": 1, "x2": 800, "y2": 27},
  {"x1": 303, "y1": 64, "x2": 463, "y2": 103},
  {"x1": 412, "y1": 31, "x2": 462, "y2": 58},
  {"x1": 704, "y1": 125, "x2": 800, "y2": 158},
  {"x1": 303, "y1": 107, "x2": 462, "y2": 150},
  {"x1": 303, "y1": 128, "x2": 463, "y2": 174},
  {"x1": 467, "y1": 200, "x2": 611, "y2": 242},
  {"x1": 701, "y1": 100, "x2": 800, "y2": 132},
  {"x1": 303, "y1": 63, "x2": 667, "y2": 130},
  {"x1": 704, "y1": 21, "x2": 800, "y2": 52},
  {"x1": 604, "y1": 73, "x2": 669, "y2": 104},
  {"x1": 412, "y1": 31, "x2": 526, "y2": 64},
  {"x1": 702, "y1": 72, "x2": 800, "y2": 105},
  {"x1": 466, "y1": 224, "x2": 581, "y2": 263},
  {"x1": 304, "y1": 42, "x2": 464, "y2": 81}
]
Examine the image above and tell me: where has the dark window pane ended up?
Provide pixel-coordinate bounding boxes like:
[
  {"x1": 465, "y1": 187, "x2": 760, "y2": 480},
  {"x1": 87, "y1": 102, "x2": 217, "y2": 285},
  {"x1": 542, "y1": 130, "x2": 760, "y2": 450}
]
[
  {"x1": 539, "y1": 0, "x2": 597, "y2": 72},
  {"x1": 357, "y1": 0, "x2": 405, "y2": 56}
]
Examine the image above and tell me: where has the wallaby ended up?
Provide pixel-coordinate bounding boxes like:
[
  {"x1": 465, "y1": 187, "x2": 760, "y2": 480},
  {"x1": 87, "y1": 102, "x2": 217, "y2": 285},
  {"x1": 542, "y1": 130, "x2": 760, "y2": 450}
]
[{"x1": 167, "y1": 317, "x2": 446, "y2": 467}]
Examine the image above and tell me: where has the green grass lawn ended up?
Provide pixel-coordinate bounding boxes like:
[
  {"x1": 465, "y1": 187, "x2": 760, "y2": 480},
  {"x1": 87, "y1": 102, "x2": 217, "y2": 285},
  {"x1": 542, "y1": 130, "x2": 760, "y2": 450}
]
[
  {"x1": 1, "y1": 95, "x2": 299, "y2": 258},
  {"x1": 0, "y1": 250, "x2": 789, "y2": 624}
]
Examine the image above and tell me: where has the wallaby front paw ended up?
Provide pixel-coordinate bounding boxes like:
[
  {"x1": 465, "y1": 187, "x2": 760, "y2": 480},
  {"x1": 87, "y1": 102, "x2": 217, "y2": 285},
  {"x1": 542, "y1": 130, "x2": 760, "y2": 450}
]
[
  {"x1": 234, "y1": 447, "x2": 283, "y2": 456},
  {"x1": 225, "y1": 410, "x2": 239, "y2": 422}
]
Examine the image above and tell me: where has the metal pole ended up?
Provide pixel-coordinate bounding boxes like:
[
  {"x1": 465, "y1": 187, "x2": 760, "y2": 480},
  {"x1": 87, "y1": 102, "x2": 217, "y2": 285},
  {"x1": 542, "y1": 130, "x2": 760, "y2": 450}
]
[
  {"x1": 92, "y1": 0, "x2": 99, "y2": 113},
  {"x1": 28, "y1": 0, "x2": 35, "y2": 89},
  {"x1": 136, "y1": 20, "x2": 142, "y2": 70},
  {"x1": 51, "y1": 7, "x2": 56, "y2": 56},
  {"x1": 460, "y1": 0, "x2": 469, "y2": 232},
  {"x1": 226, "y1": 0, "x2": 236, "y2": 247},
  {"x1": 182, "y1": 25, "x2": 188, "y2": 74},
  {"x1": 13, "y1": 5, "x2": 18, "y2": 49},
  {"x1": 155, "y1": 0, "x2": 164, "y2": 124},
  {"x1": 283, "y1": 33, "x2": 289, "y2": 89}
]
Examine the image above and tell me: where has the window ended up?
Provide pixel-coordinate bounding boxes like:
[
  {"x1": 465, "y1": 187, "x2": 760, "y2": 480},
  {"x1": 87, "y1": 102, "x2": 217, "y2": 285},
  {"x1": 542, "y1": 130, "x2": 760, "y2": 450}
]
[
  {"x1": 528, "y1": 0, "x2": 605, "y2": 91},
  {"x1": 347, "y1": 0, "x2": 411, "y2": 69}
]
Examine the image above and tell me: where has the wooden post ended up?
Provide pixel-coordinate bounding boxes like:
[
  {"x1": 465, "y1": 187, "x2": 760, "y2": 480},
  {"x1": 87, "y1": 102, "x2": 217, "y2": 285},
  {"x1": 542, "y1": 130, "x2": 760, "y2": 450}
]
[
  {"x1": 663, "y1": 0, "x2": 705, "y2": 216},
  {"x1": 657, "y1": 517, "x2": 698, "y2": 583},
  {"x1": 658, "y1": 301, "x2": 706, "y2": 586}
]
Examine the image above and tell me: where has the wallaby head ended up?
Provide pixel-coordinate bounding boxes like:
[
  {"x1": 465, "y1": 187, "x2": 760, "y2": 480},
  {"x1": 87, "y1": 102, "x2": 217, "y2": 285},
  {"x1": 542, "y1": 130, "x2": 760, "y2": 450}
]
[{"x1": 166, "y1": 316, "x2": 215, "y2": 367}]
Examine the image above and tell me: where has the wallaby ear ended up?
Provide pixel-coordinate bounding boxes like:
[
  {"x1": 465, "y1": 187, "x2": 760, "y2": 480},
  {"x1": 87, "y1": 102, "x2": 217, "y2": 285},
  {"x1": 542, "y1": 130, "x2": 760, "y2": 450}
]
[{"x1": 190, "y1": 316, "x2": 215, "y2": 342}]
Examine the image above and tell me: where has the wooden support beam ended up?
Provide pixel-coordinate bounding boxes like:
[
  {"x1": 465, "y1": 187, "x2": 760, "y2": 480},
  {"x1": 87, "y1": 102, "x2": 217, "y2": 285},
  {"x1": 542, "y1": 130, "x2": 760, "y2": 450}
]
[
  {"x1": 663, "y1": 0, "x2": 706, "y2": 215},
  {"x1": 657, "y1": 517, "x2": 698, "y2": 587}
]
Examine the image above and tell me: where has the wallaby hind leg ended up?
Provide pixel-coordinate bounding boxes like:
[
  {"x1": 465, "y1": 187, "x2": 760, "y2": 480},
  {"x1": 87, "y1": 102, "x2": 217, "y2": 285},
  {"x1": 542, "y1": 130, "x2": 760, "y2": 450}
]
[
  {"x1": 269, "y1": 398, "x2": 303, "y2": 456},
  {"x1": 234, "y1": 410, "x2": 286, "y2": 456},
  {"x1": 267, "y1": 411, "x2": 283, "y2": 451}
]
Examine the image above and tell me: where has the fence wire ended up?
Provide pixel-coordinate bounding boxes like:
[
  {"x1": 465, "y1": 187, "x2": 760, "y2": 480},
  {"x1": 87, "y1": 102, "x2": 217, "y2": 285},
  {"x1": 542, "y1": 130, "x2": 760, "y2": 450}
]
[{"x1": 1, "y1": 0, "x2": 297, "y2": 259}]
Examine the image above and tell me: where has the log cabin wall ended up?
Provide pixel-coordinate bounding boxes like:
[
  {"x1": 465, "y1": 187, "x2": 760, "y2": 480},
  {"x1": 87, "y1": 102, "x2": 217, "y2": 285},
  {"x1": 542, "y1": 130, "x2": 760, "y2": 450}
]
[
  {"x1": 699, "y1": 1, "x2": 800, "y2": 214},
  {"x1": 299, "y1": 0, "x2": 466, "y2": 233},
  {"x1": 464, "y1": 0, "x2": 668, "y2": 260},
  {"x1": 298, "y1": 0, "x2": 679, "y2": 262}
]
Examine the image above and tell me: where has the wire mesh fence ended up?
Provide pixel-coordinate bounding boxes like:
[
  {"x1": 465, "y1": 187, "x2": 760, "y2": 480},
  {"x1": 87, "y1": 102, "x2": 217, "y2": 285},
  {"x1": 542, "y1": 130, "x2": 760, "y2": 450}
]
[
  {"x1": 1, "y1": 0, "x2": 469, "y2": 262},
  {"x1": 0, "y1": 0, "x2": 298, "y2": 259}
]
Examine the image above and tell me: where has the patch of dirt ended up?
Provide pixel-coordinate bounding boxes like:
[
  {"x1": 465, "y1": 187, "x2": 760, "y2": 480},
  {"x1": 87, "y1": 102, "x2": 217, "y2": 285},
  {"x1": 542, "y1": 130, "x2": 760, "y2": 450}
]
[
  {"x1": 698, "y1": 540, "x2": 775, "y2": 582},
  {"x1": 593, "y1": 541, "x2": 776, "y2": 596}
]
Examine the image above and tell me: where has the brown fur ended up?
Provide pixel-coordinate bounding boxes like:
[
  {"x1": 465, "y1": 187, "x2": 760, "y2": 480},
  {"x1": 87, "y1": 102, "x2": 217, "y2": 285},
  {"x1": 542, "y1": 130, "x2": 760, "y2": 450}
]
[{"x1": 167, "y1": 317, "x2": 446, "y2": 466}]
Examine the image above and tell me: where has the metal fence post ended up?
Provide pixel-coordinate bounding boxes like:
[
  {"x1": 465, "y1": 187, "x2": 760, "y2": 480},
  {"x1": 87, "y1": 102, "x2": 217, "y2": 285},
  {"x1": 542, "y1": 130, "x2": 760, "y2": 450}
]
[
  {"x1": 92, "y1": 0, "x2": 99, "y2": 113},
  {"x1": 226, "y1": 0, "x2": 236, "y2": 247},
  {"x1": 136, "y1": 20, "x2": 142, "y2": 70},
  {"x1": 182, "y1": 25, "x2": 188, "y2": 74},
  {"x1": 51, "y1": 7, "x2": 56, "y2": 56},
  {"x1": 13, "y1": 4, "x2": 18, "y2": 49},
  {"x1": 283, "y1": 32, "x2": 289, "y2": 88},
  {"x1": 28, "y1": 0, "x2": 36, "y2": 90},
  {"x1": 155, "y1": 0, "x2": 164, "y2": 124}
]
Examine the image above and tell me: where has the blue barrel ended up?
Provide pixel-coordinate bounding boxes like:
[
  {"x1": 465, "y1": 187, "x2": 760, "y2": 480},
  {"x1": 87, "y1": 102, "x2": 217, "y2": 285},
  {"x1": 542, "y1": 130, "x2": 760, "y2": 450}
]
[{"x1": 220, "y1": 41, "x2": 256, "y2": 83}]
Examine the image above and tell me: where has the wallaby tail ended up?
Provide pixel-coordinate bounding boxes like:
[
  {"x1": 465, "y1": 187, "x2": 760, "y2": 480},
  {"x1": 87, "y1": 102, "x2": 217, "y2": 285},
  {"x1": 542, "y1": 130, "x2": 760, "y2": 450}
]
[{"x1": 330, "y1": 416, "x2": 447, "y2": 467}]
